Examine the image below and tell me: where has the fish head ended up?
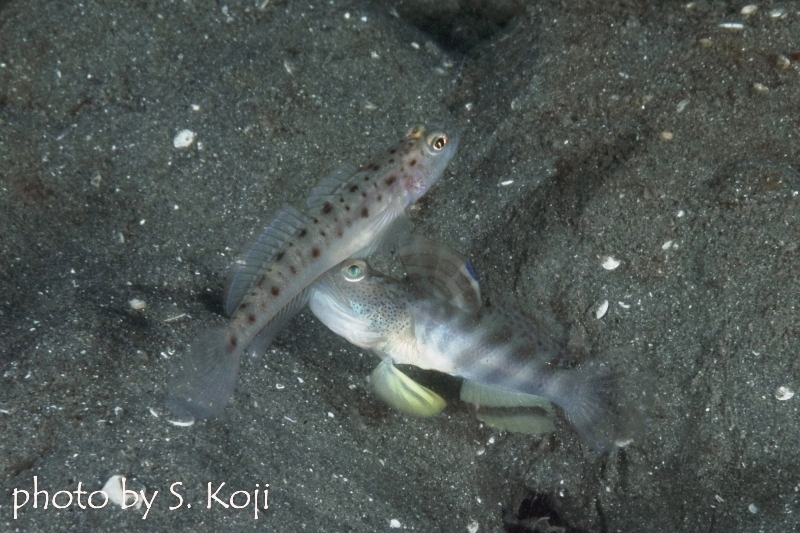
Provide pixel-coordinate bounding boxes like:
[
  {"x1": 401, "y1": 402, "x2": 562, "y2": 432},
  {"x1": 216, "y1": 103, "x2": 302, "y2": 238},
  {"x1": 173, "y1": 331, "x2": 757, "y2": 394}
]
[
  {"x1": 398, "y1": 125, "x2": 459, "y2": 203},
  {"x1": 309, "y1": 259, "x2": 402, "y2": 350}
]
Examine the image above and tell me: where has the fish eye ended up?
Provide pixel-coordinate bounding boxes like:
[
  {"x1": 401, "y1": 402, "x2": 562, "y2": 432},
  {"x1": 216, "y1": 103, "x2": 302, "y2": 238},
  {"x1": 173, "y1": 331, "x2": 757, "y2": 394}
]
[
  {"x1": 343, "y1": 261, "x2": 366, "y2": 282},
  {"x1": 428, "y1": 132, "x2": 448, "y2": 151}
]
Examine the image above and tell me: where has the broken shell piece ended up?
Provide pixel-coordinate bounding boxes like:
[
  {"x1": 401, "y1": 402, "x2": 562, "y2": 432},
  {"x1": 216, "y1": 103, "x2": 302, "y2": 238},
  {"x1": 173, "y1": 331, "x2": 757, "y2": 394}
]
[
  {"x1": 595, "y1": 300, "x2": 609, "y2": 319},
  {"x1": 740, "y1": 5, "x2": 757, "y2": 16},
  {"x1": 129, "y1": 298, "x2": 146, "y2": 310},
  {"x1": 602, "y1": 256, "x2": 621, "y2": 270},
  {"x1": 102, "y1": 475, "x2": 143, "y2": 510},
  {"x1": 168, "y1": 418, "x2": 195, "y2": 427},
  {"x1": 718, "y1": 22, "x2": 745, "y2": 32},
  {"x1": 775, "y1": 386, "x2": 794, "y2": 401},
  {"x1": 173, "y1": 129, "x2": 196, "y2": 149}
]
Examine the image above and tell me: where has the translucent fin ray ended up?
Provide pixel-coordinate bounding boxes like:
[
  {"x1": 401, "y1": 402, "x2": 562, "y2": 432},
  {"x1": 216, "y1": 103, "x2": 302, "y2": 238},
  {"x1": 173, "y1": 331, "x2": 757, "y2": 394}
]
[
  {"x1": 369, "y1": 360, "x2": 446, "y2": 417},
  {"x1": 246, "y1": 287, "x2": 310, "y2": 356},
  {"x1": 351, "y1": 214, "x2": 412, "y2": 259},
  {"x1": 306, "y1": 164, "x2": 359, "y2": 210},
  {"x1": 165, "y1": 328, "x2": 241, "y2": 421},
  {"x1": 224, "y1": 206, "x2": 313, "y2": 316},
  {"x1": 399, "y1": 234, "x2": 481, "y2": 313},
  {"x1": 556, "y1": 361, "x2": 635, "y2": 451}
]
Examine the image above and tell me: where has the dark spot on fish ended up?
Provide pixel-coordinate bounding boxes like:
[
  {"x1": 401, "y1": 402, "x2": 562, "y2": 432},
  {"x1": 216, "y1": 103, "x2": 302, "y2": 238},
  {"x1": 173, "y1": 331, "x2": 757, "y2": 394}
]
[
  {"x1": 320, "y1": 230, "x2": 326, "y2": 237},
  {"x1": 290, "y1": 265, "x2": 297, "y2": 274},
  {"x1": 361, "y1": 191, "x2": 367, "y2": 198},
  {"x1": 322, "y1": 202, "x2": 333, "y2": 214},
  {"x1": 313, "y1": 217, "x2": 319, "y2": 224},
  {"x1": 258, "y1": 275, "x2": 266, "y2": 286},
  {"x1": 348, "y1": 184, "x2": 359, "y2": 193},
  {"x1": 298, "y1": 228, "x2": 307, "y2": 238},
  {"x1": 361, "y1": 207, "x2": 369, "y2": 218},
  {"x1": 364, "y1": 176, "x2": 370, "y2": 182},
  {"x1": 239, "y1": 303, "x2": 248, "y2": 310},
  {"x1": 385, "y1": 175, "x2": 397, "y2": 186},
  {"x1": 388, "y1": 158, "x2": 395, "y2": 163},
  {"x1": 229, "y1": 335, "x2": 238, "y2": 349},
  {"x1": 389, "y1": 147, "x2": 397, "y2": 154},
  {"x1": 376, "y1": 194, "x2": 382, "y2": 201},
  {"x1": 409, "y1": 159, "x2": 417, "y2": 166},
  {"x1": 271, "y1": 286, "x2": 280, "y2": 297},
  {"x1": 345, "y1": 205, "x2": 350, "y2": 211},
  {"x1": 311, "y1": 247, "x2": 321, "y2": 259},
  {"x1": 275, "y1": 251, "x2": 285, "y2": 261},
  {"x1": 370, "y1": 163, "x2": 380, "y2": 171},
  {"x1": 340, "y1": 197, "x2": 345, "y2": 202},
  {"x1": 336, "y1": 228, "x2": 343, "y2": 237},
  {"x1": 248, "y1": 314, "x2": 256, "y2": 324}
]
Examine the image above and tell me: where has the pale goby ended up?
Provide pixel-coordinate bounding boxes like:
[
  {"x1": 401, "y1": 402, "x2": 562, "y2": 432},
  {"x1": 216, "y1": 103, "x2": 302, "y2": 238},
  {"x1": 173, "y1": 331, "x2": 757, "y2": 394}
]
[
  {"x1": 166, "y1": 126, "x2": 458, "y2": 421},
  {"x1": 308, "y1": 235, "x2": 635, "y2": 451}
]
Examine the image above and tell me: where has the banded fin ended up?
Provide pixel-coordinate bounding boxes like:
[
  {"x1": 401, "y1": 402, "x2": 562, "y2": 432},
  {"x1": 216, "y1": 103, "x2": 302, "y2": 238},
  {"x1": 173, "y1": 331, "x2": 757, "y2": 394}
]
[
  {"x1": 246, "y1": 287, "x2": 310, "y2": 356},
  {"x1": 306, "y1": 164, "x2": 359, "y2": 210},
  {"x1": 224, "y1": 206, "x2": 313, "y2": 316},
  {"x1": 399, "y1": 234, "x2": 481, "y2": 313},
  {"x1": 166, "y1": 328, "x2": 240, "y2": 421},
  {"x1": 369, "y1": 360, "x2": 446, "y2": 417},
  {"x1": 460, "y1": 380, "x2": 555, "y2": 435}
]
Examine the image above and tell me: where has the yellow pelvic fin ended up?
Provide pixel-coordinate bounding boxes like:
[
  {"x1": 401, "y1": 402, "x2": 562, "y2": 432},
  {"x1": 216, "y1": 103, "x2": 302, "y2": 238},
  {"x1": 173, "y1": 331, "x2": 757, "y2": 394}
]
[{"x1": 369, "y1": 360, "x2": 446, "y2": 417}]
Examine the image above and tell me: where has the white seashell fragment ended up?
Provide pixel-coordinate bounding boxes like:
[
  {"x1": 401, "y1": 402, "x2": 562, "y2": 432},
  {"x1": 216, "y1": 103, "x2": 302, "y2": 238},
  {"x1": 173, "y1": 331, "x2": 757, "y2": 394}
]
[
  {"x1": 102, "y1": 475, "x2": 143, "y2": 509},
  {"x1": 390, "y1": 518, "x2": 402, "y2": 528},
  {"x1": 168, "y1": 418, "x2": 195, "y2": 427},
  {"x1": 748, "y1": 503, "x2": 758, "y2": 514},
  {"x1": 500, "y1": 180, "x2": 514, "y2": 186},
  {"x1": 775, "y1": 386, "x2": 794, "y2": 401},
  {"x1": 662, "y1": 240, "x2": 673, "y2": 250},
  {"x1": 618, "y1": 301, "x2": 631, "y2": 309},
  {"x1": 740, "y1": 5, "x2": 757, "y2": 16},
  {"x1": 602, "y1": 256, "x2": 621, "y2": 270},
  {"x1": 596, "y1": 300, "x2": 609, "y2": 319},
  {"x1": 467, "y1": 520, "x2": 480, "y2": 533},
  {"x1": 173, "y1": 129, "x2": 196, "y2": 148},
  {"x1": 129, "y1": 298, "x2": 146, "y2": 310},
  {"x1": 718, "y1": 22, "x2": 744, "y2": 31},
  {"x1": 769, "y1": 8, "x2": 786, "y2": 19}
]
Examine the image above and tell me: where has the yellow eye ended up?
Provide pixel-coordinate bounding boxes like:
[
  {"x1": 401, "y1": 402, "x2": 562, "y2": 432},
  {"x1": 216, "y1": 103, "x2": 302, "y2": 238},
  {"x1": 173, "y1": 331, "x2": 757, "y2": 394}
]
[
  {"x1": 343, "y1": 261, "x2": 367, "y2": 282},
  {"x1": 428, "y1": 133, "x2": 448, "y2": 151}
]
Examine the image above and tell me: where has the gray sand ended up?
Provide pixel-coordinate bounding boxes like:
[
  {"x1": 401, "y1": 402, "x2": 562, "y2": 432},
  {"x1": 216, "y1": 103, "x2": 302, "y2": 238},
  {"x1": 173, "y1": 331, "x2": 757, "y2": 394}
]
[{"x1": 1, "y1": 1, "x2": 798, "y2": 531}]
